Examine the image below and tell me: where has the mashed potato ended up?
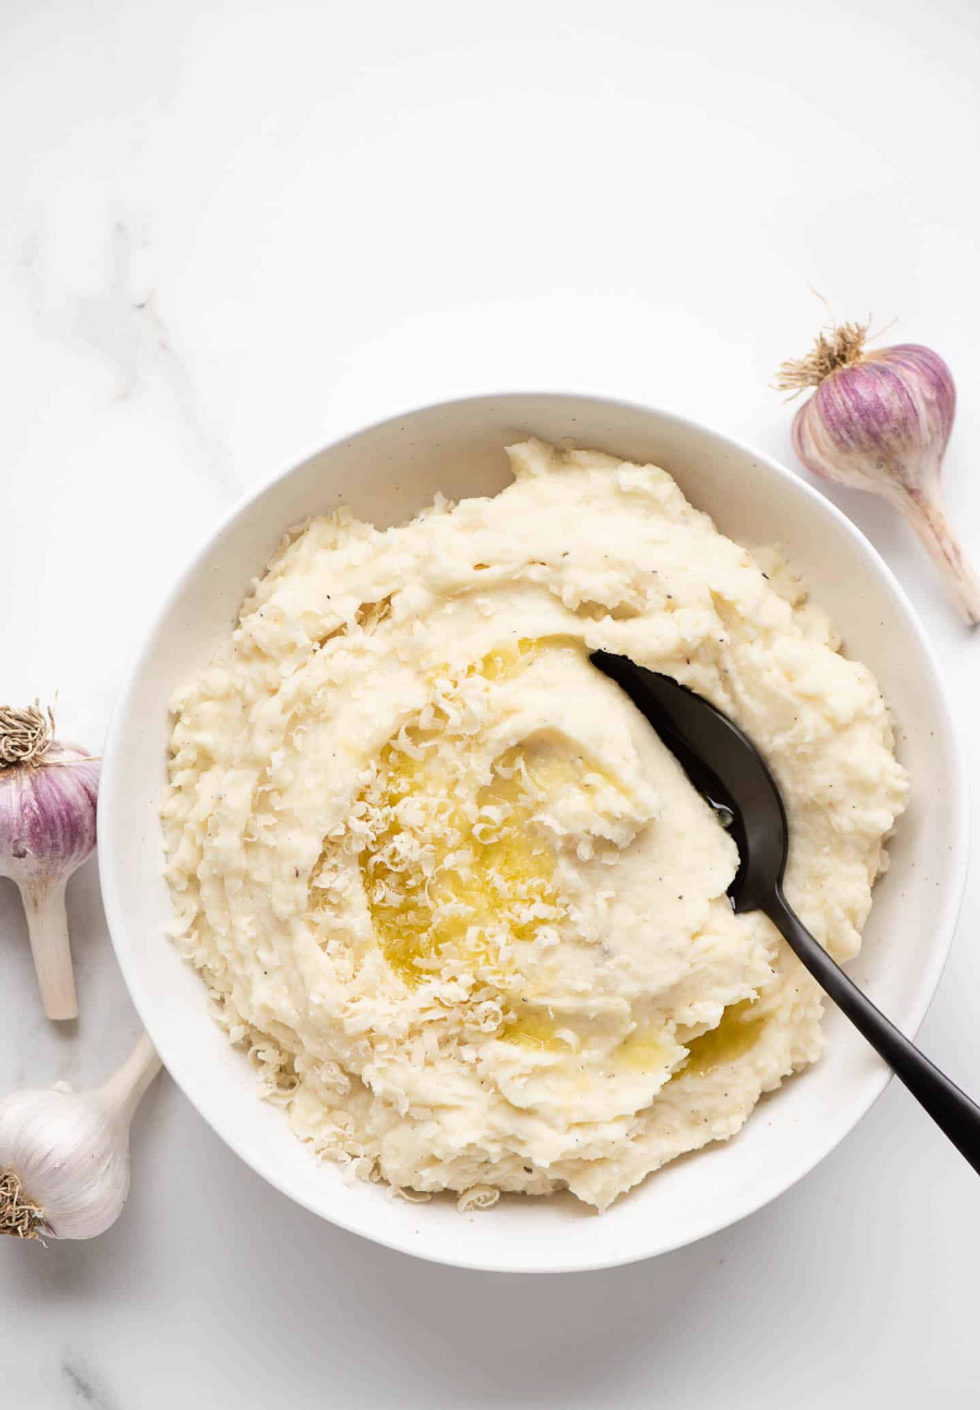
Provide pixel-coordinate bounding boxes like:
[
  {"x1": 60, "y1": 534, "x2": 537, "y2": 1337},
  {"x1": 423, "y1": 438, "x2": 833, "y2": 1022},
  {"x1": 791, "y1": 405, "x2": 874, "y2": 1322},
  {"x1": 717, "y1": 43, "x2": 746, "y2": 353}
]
[{"x1": 162, "y1": 440, "x2": 907, "y2": 1211}]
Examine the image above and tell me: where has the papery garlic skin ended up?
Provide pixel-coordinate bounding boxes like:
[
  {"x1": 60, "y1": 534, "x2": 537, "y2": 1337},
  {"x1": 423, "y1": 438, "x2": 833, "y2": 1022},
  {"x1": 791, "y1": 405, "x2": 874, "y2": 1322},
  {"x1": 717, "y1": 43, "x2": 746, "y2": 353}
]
[{"x1": 0, "y1": 1034, "x2": 161, "y2": 1240}]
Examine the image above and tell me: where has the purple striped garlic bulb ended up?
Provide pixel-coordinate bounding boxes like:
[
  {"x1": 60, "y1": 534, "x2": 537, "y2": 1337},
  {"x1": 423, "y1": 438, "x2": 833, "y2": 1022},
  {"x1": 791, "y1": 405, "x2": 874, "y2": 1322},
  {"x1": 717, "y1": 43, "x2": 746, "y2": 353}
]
[
  {"x1": 776, "y1": 323, "x2": 980, "y2": 625},
  {"x1": 0, "y1": 703, "x2": 100, "y2": 1019}
]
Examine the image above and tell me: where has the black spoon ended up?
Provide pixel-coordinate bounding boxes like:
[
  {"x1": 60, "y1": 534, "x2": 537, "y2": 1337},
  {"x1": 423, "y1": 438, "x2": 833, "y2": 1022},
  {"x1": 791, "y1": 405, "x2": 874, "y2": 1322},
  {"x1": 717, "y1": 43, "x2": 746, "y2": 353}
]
[{"x1": 590, "y1": 650, "x2": 980, "y2": 1174}]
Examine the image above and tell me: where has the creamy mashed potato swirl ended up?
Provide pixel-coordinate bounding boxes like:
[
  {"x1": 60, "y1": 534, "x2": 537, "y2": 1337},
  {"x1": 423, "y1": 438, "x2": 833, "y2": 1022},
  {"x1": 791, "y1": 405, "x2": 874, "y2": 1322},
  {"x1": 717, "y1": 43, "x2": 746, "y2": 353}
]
[{"x1": 162, "y1": 440, "x2": 908, "y2": 1211}]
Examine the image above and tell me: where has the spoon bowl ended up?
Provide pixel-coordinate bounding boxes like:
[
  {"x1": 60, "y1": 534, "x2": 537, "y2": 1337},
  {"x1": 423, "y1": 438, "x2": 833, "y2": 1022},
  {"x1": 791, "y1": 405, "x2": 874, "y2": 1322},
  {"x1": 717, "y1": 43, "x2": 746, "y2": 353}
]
[
  {"x1": 589, "y1": 652, "x2": 788, "y2": 914},
  {"x1": 591, "y1": 650, "x2": 980, "y2": 1177}
]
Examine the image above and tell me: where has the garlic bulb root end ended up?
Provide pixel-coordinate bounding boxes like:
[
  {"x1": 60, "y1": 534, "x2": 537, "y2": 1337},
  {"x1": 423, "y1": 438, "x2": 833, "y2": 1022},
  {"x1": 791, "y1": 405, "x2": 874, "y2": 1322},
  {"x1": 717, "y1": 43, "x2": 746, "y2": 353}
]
[
  {"x1": 0, "y1": 702, "x2": 55, "y2": 767},
  {"x1": 0, "y1": 1169, "x2": 47, "y2": 1241},
  {"x1": 774, "y1": 319, "x2": 870, "y2": 395}
]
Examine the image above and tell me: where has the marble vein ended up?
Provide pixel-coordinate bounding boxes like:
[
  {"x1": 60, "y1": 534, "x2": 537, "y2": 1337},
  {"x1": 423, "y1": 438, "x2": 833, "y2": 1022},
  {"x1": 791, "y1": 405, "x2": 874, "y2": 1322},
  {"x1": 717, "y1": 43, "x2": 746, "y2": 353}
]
[
  {"x1": 72, "y1": 219, "x2": 239, "y2": 496},
  {"x1": 61, "y1": 1358, "x2": 119, "y2": 1409}
]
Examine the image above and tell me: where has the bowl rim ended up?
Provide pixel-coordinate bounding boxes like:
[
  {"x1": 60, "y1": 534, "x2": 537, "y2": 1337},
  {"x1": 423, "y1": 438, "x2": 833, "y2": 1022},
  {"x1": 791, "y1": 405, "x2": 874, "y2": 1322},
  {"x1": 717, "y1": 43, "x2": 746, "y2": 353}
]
[{"x1": 99, "y1": 391, "x2": 971, "y2": 1274}]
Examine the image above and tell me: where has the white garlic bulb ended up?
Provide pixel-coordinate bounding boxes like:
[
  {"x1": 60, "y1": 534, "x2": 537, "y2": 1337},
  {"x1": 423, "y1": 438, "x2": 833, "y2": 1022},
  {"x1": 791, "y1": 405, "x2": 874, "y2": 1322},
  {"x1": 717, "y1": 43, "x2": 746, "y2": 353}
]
[{"x1": 0, "y1": 1034, "x2": 161, "y2": 1241}]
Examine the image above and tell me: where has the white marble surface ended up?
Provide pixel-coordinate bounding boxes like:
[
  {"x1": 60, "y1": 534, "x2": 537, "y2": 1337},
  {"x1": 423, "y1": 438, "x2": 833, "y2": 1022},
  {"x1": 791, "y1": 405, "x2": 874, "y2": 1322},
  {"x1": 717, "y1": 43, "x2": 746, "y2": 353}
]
[{"x1": 2, "y1": 0, "x2": 979, "y2": 1403}]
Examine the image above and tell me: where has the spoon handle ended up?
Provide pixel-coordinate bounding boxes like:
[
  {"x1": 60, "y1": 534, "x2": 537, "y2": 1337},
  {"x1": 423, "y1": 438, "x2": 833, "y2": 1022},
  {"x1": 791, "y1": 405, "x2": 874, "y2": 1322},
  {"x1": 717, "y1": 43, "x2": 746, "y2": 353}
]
[{"x1": 765, "y1": 886, "x2": 980, "y2": 1175}]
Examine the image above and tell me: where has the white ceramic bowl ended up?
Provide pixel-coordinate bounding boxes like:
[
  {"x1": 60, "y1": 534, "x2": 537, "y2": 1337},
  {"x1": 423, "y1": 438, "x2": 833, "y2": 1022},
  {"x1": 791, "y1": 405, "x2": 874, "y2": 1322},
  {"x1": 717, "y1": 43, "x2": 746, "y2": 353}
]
[{"x1": 100, "y1": 393, "x2": 968, "y2": 1274}]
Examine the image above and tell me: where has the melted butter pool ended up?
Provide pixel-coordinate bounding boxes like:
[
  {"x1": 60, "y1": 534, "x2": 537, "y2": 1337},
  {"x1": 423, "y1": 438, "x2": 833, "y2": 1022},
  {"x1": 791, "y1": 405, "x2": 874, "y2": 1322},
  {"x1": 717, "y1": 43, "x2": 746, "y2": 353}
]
[
  {"x1": 353, "y1": 640, "x2": 580, "y2": 986},
  {"x1": 682, "y1": 999, "x2": 766, "y2": 1076},
  {"x1": 498, "y1": 1014, "x2": 574, "y2": 1051}
]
